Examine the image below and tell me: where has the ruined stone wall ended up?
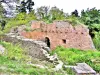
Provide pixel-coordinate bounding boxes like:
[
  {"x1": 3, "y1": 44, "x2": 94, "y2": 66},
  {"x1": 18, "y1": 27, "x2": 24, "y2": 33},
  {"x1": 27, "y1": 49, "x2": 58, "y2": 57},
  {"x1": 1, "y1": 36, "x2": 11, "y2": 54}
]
[
  {"x1": 0, "y1": 33, "x2": 50, "y2": 60},
  {"x1": 21, "y1": 21, "x2": 95, "y2": 50}
]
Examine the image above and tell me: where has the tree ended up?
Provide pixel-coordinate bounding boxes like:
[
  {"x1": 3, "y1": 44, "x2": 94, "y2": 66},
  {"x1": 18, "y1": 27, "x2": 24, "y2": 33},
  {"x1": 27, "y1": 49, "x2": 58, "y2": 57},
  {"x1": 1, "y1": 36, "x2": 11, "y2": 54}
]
[
  {"x1": 18, "y1": 1, "x2": 26, "y2": 13},
  {"x1": 80, "y1": 7, "x2": 100, "y2": 50},
  {"x1": 49, "y1": 6, "x2": 65, "y2": 20},
  {"x1": 36, "y1": 6, "x2": 50, "y2": 20},
  {"x1": 71, "y1": 9, "x2": 79, "y2": 17},
  {"x1": 81, "y1": 8, "x2": 100, "y2": 25},
  {"x1": 36, "y1": 6, "x2": 67, "y2": 23},
  {"x1": 26, "y1": 0, "x2": 34, "y2": 12},
  {"x1": 0, "y1": 0, "x2": 20, "y2": 17},
  {"x1": 80, "y1": 7, "x2": 100, "y2": 37},
  {"x1": 17, "y1": 0, "x2": 34, "y2": 13}
]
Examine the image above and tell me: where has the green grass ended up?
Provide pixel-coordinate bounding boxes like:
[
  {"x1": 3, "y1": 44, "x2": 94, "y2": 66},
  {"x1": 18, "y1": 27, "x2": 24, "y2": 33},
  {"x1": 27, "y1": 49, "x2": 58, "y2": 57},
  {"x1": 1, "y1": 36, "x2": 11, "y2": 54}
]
[
  {"x1": 65, "y1": 68, "x2": 75, "y2": 75},
  {"x1": 0, "y1": 56, "x2": 48, "y2": 75},
  {"x1": 0, "y1": 41, "x2": 65, "y2": 75},
  {"x1": 93, "y1": 32, "x2": 100, "y2": 51},
  {"x1": 0, "y1": 41, "x2": 42, "y2": 74},
  {"x1": 0, "y1": 19, "x2": 29, "y2": 34},
  {"x1": 0, "y1": 55, "x2": 66, "y2": 75},
  {"x1": 0, "y1": 41, "x2": 26, "y2": 60},
  {"x1": 52, "y1": 46, "x2": 100, "y2": 72}
]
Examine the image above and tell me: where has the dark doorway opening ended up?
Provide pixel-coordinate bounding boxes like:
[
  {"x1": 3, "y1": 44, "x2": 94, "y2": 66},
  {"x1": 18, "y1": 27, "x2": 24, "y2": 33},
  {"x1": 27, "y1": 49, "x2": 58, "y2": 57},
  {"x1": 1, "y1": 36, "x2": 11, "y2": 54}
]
[
  {"x1": 62, "y1": 39, "x2": 66, "y2": 44},
  {"x1": 45, "y1": 37, "x2": 50, "y2": 47}
]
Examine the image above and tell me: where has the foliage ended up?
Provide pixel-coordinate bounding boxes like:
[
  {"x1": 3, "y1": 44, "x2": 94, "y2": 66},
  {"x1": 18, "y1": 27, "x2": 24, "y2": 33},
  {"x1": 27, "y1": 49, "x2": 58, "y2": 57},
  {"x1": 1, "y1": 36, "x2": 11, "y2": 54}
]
[
  {"x1": 71, "y1": 9, "x2": 79, "y2": 17},
  {"x1": 0, "y1": 41, "x2": 26, "y2": 60},
  {"x1": 36, "y1": 6, "x2": 50, "y2": 20},
  {"x1": 17, "y1": 0, "x2": 34, "y2": 13},
  {"x1": 49, "y1": 6, "x2": 66, "y2": 20},
  {"x1": 93, "y1": 32, "x2": 100, "y2": 51},
  {"x1": 15, "y1": 12, "x2": 26, "y2": 20},
  {"x1": 0, "y1": 3, "x2": 5, "y2": 18},
  {"x1": 52, "y1": 46, "x2": 100, "y2": 72},
  {"x1": 26, "y1": 10, "x2": 37, "y2": 21},
  {"x1": 0, "y1": 0, "x2": 20, "y2": 17},
  {"x1": 36, "y1": 6, "x2": 67, "y2": 23},
  {"x1": 80, "y1": 8, "x2": 100, "y2": 33},
  {"x1": 81, "y1": 8, "x2": 100, "y2": 25},
  {"x1": 0, "y1": 12, "x2": 36, "y2": 33},
  {"x1": 66, "y1": 15, "x2": 82, "y2": 26},
  {"x1": 80, "y1": 8, "x2": 100, "y2": 50}
]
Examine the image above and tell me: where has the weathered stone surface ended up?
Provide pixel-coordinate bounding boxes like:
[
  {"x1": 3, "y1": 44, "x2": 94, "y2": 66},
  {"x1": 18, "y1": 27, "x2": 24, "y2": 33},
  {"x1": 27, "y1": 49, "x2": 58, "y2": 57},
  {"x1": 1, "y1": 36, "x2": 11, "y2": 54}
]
[
  {"x1": 0, "y1": 33, "x2": 59, "y2": 62},
  {"x1": 0, "y1": 45, "x2": 5, "y2": 54},
  {"x1": 73, "y1": 63, "x2": 96, "y2": 75},
  {"x1": 1, "y1": 33, "x2": 49, "y2": 60},
  {"x1": 21, "y1": 21, "x2": 95, "y2": 50}
]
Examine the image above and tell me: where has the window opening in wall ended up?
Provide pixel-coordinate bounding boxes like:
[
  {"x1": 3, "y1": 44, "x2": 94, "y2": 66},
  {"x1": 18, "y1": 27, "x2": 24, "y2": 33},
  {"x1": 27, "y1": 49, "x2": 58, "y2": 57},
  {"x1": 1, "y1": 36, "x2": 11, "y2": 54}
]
[
  {"x1": 45, "y1": 37, "x2": 50, "y2": 47},
  {"x1": 62, "y1": 39, "x2": 66, "y2": 44},
  {"x1": 81, "y1": 32, "x2": 84, "y2": 34}
]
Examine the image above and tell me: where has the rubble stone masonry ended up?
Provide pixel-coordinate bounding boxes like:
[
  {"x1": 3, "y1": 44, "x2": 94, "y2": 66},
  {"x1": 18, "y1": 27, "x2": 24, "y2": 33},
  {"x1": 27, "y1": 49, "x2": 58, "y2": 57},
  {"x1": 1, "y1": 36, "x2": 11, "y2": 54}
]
[{"x1": 21, "y1": 21, "x2": 95, "y2": 50}]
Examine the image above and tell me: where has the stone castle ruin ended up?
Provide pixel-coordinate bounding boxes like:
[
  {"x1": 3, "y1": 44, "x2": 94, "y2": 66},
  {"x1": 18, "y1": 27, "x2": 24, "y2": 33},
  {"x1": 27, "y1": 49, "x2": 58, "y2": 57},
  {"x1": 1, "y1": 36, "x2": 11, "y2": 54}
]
[
  {"x1": 0, "y1": 21, "x2": 96, "y2": 73},
  {"x1": 21, "y1": 21, "x2": 95, "y2": 50}
]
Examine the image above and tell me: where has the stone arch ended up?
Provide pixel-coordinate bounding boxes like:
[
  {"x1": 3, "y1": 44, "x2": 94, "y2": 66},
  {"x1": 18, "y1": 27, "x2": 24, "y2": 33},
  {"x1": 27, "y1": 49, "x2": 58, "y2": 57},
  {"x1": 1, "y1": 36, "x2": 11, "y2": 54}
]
[{"x1": 45, "y1": 37, "x2": 50, "y2": 48}]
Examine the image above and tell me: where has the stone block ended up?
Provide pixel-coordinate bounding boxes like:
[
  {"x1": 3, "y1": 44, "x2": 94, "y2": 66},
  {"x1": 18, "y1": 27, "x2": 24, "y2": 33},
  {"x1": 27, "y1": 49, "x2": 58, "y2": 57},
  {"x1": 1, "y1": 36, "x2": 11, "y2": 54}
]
[{"x1": 73, "y1": 63, "x2": 96, "y2": 75}]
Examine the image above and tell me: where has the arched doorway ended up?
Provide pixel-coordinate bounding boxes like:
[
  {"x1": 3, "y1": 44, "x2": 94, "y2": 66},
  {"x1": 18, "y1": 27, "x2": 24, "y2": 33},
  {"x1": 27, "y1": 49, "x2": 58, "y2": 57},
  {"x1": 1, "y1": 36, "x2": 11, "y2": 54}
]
[{"x1": 45, "y1": 37, "x2": 50, "y2": 47}]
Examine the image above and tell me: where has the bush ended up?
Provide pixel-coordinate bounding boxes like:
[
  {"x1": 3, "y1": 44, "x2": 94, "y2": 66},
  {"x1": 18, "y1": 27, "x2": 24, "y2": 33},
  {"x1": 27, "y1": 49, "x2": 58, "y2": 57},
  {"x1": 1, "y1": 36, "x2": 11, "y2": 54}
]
[{"x1": 52, "y1": 46, "x2": 100, "y2": 72}]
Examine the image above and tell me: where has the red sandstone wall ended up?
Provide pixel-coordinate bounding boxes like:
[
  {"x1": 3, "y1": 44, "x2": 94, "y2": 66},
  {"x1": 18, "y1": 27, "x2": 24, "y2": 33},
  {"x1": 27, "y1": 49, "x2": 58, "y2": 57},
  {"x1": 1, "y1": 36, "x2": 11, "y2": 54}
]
[{"x1": 21, "y1": 21, "x2": 95, "y2": 50}]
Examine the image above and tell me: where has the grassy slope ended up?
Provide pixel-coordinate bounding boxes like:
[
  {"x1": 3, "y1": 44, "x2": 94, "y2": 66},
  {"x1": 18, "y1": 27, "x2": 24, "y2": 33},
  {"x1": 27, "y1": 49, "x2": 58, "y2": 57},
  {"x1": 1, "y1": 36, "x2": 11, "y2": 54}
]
[
  {"x1": 52, "y1": 46, "x2": 100, "y2": 72},
  {"x1": 0, "y1": 41, "x2": 66, "y2": 75},
  {"x1": 0, "y1": 41, "x2": 47, "y2": 74},
  {"x1": 0, "y1": 56, "x2": 52, "y2": 75}
]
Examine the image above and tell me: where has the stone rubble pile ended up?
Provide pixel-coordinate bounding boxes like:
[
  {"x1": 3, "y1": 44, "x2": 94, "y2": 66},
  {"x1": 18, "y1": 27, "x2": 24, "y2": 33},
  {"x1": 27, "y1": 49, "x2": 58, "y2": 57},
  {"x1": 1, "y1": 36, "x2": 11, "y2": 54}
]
[{"x1": 1, "y1": 33, "x2": 63, "y2": 71}]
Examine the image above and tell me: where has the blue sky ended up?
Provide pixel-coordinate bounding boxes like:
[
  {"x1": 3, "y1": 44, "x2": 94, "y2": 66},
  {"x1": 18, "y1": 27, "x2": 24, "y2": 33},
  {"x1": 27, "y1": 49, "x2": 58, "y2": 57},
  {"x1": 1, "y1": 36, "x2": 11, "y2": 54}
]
[{"x1": 33, "y1": 0, "x2": 100, "y2": 14}]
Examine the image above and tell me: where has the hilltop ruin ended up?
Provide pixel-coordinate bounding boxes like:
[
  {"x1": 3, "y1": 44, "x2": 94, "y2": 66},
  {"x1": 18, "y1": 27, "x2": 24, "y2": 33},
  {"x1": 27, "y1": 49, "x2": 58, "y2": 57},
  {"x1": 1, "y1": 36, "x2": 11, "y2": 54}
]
[{"x1": 21, "y1": 21, "x2": 95, "y2": 50}]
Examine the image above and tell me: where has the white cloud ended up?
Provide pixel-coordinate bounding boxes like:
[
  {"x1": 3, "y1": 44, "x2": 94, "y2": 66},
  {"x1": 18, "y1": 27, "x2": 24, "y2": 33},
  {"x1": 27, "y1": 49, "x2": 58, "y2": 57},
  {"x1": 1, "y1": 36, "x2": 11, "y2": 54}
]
[{"x1": 33, "y1": 0, "x2": 100, "y2": 14}]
